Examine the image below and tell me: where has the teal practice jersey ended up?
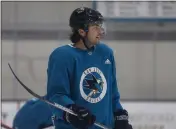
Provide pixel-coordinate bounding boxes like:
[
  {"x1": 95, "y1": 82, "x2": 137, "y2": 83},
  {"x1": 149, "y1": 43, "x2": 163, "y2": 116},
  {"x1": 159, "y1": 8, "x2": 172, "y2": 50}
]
[{"x1": 46, "y1": 43, "x2": 123, "y2": 129}]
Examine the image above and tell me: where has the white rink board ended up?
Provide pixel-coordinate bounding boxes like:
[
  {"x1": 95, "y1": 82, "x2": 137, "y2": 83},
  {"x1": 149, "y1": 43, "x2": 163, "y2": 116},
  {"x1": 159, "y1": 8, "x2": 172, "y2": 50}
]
[
  {"x1": 1, "y1": 101, "x2": 176, "y2": 129},
  {"x1": 123, "y1": 102, "x2": 176, "y2": 129}
]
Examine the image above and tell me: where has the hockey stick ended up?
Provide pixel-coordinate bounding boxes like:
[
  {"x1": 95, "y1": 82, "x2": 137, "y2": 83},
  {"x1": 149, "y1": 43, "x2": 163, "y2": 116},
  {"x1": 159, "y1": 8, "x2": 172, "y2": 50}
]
[
  {"x1": 8, "y1": 63, "x2": 111, "y2": 129},
  {"x1": 1, "y1": 121, "x2": 13, "y2": 129}
]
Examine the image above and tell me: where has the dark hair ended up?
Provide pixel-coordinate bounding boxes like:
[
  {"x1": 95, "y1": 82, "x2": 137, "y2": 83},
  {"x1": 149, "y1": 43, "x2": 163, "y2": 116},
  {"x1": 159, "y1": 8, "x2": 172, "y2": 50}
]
[{"x1": 69, "y1": 30, "x2": 82, "y2": 43}]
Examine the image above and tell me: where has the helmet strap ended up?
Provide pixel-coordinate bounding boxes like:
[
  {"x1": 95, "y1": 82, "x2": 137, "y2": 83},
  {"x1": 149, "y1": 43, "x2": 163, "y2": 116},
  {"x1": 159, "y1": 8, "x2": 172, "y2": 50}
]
[
  {"x1": 81, "y1": 31, "x2": 94, "y2": 51},
  {"x1": 78, "y1": 25, "x2": 94, "y2": 51},
  {"x1": 81, "y1": 25, "x2": 92, "y2": 50}
]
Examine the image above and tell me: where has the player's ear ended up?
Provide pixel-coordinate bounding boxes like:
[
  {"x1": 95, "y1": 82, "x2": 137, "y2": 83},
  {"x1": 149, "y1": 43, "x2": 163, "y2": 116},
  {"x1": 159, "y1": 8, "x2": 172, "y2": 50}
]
[{"x1": 78, "y1": 29, "x2": 86, "y2": 37}]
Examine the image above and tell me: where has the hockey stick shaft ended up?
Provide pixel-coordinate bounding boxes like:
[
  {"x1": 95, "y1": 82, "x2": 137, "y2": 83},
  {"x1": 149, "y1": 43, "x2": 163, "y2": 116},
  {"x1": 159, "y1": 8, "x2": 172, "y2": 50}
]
[
  {"x1": 1, "y1": 122, "x2": 13, "y2": 129},
  {"x1": 8, "y1": 63, "x2": 110, "y2": 129}
]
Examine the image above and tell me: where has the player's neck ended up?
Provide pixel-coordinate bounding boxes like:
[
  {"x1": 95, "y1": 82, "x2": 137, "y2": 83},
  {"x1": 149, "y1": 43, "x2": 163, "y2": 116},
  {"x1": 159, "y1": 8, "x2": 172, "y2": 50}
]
[{"x1": 74, "y1": 40, "x2": 92, "y2": 50}]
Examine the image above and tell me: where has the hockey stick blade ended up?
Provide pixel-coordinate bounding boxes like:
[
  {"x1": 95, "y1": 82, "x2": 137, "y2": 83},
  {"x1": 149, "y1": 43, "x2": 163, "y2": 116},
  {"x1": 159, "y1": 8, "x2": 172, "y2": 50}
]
[{"x1": 8, "y1": 63, "x2": 111, "y2": 129}]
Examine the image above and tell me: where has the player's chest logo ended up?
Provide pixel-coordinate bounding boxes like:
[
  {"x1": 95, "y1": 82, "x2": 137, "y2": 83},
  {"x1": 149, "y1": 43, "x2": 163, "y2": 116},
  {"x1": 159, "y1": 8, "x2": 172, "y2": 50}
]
[{"x1": 80, "y1": 67, "x2": 107, "y2": 103}]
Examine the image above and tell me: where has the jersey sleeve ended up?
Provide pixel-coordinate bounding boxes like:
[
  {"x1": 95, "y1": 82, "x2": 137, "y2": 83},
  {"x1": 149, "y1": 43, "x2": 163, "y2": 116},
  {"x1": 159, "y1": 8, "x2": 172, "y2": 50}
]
[
  {"x1": 111, "y1": 51, "x2": 123, "y2": 112},
  {"x1": 46, "y1": 49, "x2": 75, "y2": 118}
]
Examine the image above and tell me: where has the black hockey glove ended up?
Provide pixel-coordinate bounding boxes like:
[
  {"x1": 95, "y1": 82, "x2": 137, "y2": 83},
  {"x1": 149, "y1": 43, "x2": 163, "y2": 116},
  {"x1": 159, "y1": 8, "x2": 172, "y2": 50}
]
[
  {"x1": 63, "y1": 104, "x2": 96, "y2": 129},
  {"x1": 114, "y1": 109, "x2": 133, "y2": 129}
]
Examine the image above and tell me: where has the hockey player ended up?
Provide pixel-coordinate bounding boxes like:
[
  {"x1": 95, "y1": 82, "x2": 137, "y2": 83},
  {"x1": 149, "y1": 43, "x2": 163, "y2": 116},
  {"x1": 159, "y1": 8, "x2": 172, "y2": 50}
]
[
  {"x1": 12, "y1": 97, "x2": 54, "y2": 129},
  {"x1": 46, "y1": 7, "x2": 133, "y2": 129}
]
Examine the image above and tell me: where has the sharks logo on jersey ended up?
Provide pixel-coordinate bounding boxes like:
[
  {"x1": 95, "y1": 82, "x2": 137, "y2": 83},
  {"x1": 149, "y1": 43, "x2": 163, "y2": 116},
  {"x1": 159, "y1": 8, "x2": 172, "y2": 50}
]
[{"x1": 80, "y1": 67, "x2": 107, "y2": 103}]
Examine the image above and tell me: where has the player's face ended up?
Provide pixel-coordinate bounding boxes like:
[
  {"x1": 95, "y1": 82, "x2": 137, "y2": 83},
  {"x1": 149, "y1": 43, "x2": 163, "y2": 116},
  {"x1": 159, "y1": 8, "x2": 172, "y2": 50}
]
[{"x1": 87, "y1": 24, "x2": 103, "y2": 45}]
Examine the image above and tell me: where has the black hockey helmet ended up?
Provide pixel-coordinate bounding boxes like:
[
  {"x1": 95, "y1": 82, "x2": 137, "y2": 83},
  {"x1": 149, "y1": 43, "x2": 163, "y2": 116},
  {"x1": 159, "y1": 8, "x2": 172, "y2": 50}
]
[{"x1": 69, "y1": 7, "x2": 104, "y2": 31}]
